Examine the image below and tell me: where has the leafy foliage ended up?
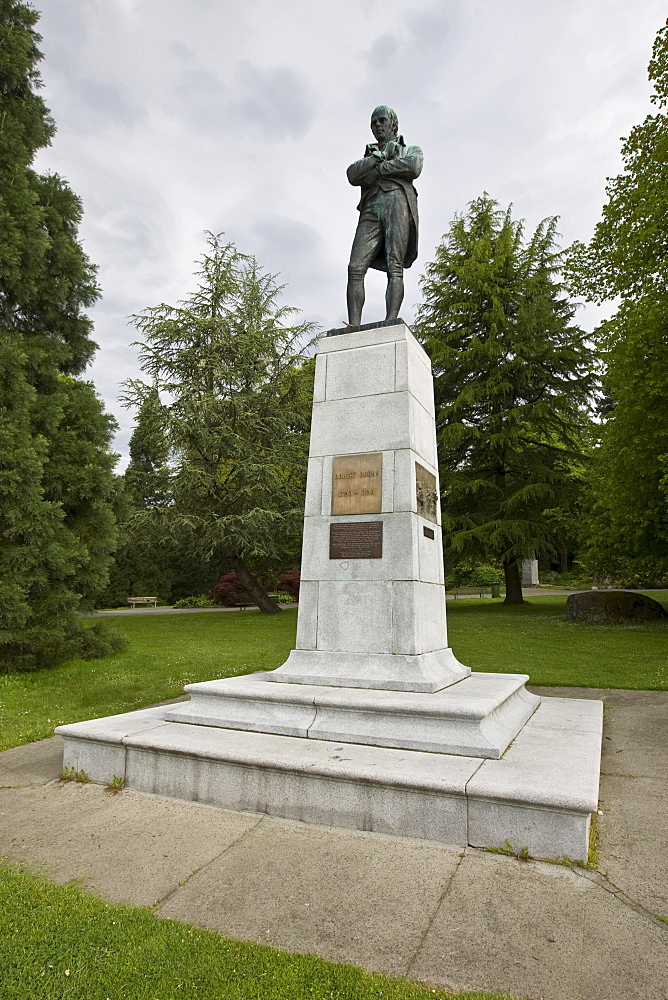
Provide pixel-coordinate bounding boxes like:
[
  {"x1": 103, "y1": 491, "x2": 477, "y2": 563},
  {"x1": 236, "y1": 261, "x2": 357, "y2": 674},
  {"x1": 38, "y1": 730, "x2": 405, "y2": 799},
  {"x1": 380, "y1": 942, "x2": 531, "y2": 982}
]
[
  {"x1": 276, "y1": 568, "x2": 301, "y2": 599},
  {"x1": 209, "y1": 572, "x2": 255, "y2": 607},
  {"x1": 567, "y1": 20, "x2": 668, "y2": 584},
  {"x1": 99, "y1": 389, "x2": 222, "y2": 607},
  {"x1": 446, "y1": 563, "x2": 501, "y2": 589},
  {"x1": 173, "y1": 595, "x2": 216, "y2": 608},
  {"x1": 416, "y1": 195, "x2": 595, "y2": 602}
]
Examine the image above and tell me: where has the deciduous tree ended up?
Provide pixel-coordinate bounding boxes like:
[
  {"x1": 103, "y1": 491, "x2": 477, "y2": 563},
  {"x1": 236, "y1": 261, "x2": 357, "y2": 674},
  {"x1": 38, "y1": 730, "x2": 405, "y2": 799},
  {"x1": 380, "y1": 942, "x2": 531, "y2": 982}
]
[{"x1": 567, "y1": 20, "x2": 668, "y2": 584}]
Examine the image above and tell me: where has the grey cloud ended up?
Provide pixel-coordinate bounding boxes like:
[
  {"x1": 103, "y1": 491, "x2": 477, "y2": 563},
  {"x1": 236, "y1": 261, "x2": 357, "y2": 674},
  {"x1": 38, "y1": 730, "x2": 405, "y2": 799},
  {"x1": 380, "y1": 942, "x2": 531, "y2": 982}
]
[
  {"x1": 366, "y1": 33, "x2": 399, "y2": 63},
  {"x1": 217, "y1": 214, "x2": 330, "y2": 324},
  {"x1": 168, "y1": 50, "x2": 314, "y2": 141},
  {"x1": 404, "y1": 5, "x2": 455, "y2": 55},
  {"x1": 252, "y1": 215, "x2": 324, "y2": 262},
  {"x1": 228, "y1": 62, "x2": 315, "y2": 140},
  {"x1": 66, "y1": 78, "x2": 145, "y2": 133},
  {"x1": 99, "y1": 215, "x2": 160, "y2": 264},
  {"x1": 170, "y1": 64, "x2": 226, "y2": 130},
  {"x1": 361, "y1": 0, "x2": 462, "y2": 112},
  {"x1": 36, "y1": 3, "x2": 88, "y2": 74},
  {"x1": 171, "y1": 40, "x2": 195, "y2": 61}
]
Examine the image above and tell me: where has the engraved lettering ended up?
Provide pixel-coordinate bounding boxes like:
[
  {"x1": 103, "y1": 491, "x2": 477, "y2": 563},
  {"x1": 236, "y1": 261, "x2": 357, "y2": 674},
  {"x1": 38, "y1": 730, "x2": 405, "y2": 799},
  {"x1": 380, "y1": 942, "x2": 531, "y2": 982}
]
[
  {"x1": 332, "y1": 453, "x2": 382, "y2": 515},
  {"x1": 330, "y1": 521, "x2": 383, "y2": 559}
]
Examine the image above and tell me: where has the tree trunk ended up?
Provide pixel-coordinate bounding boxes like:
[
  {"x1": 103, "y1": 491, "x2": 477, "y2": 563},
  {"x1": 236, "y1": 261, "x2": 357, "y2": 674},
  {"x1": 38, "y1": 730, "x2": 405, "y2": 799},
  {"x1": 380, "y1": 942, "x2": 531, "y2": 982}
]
[
  {"x1": 559, "y1": 546, "x2": 569, "y2": 574},
  {"x1": 229, "y1": 556, "x2": 281, "y2": 614},
  {"x1": 503, "y1": 558, "x2": 524, "y2": 604}
]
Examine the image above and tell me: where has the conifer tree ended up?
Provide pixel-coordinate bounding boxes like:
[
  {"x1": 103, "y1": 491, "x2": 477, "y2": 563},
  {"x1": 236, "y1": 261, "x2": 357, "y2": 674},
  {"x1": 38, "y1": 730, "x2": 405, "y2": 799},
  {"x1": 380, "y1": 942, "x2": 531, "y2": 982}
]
[
  {"x1": 123, "y1": 234, "x2": 316, "y2": 613},
  {"x1": 0, "y1": 2, "x2": 119, "y2": 669},
  {"x1": 101, "y1": 390, "x2": 223, "y2": 607},
  {"x1": 416, "y1": 195, "x2": 594, "y2": 602}
]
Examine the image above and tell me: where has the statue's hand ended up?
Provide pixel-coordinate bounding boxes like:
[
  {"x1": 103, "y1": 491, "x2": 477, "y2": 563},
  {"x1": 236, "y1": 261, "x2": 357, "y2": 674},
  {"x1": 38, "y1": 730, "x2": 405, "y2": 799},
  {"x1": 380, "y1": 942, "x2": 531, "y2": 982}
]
[{"x1": 384, "y1": 140, "x2": 398, "y2": 159}]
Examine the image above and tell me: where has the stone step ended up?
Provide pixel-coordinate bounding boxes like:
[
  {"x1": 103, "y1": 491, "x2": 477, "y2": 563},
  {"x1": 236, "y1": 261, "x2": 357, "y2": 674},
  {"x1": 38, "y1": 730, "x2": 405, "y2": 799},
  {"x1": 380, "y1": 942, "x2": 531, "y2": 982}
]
[
  {"x1": 164, "y1": 671, "x2": 540, "y2": 759},
  {"x1": 56, "y1": 695, "x2": 602, "y2": 861}
]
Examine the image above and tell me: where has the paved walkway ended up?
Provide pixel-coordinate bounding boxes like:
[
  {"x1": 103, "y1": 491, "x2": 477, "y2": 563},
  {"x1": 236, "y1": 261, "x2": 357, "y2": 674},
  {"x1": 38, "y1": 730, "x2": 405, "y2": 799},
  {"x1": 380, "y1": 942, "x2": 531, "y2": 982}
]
[
  {"x1": 1, "y1": 687, "x2": 666, "y2": 1000},
  {"x1": 89, "y1": 589, "x2": 667, "y2": 616},
  {"x1": 88, "y1": 589, "x2": 579, "y2": 616}
]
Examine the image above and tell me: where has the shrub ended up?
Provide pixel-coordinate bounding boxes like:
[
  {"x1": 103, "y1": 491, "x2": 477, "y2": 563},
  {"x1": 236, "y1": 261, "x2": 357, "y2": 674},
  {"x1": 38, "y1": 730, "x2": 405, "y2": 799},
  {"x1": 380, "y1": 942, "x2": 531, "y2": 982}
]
[
  {"x1": 276, "y1": 569, "x2": 300, "y2": 600},
  {"x1": 0, "y1": 620, "x2": 128, "y2": 674},
  {"x1": 445, "y1": 562, "x2": 500, "y2": 590},
  {"x1": 268, "y1": 591, "x2": 295, "y2": 604},
  {"x1": 173, "y1": 596, "x2": 216, "y2": 609},
  {"x1": 77, "y1": 620, "x2": 128, "y2": 659},
  {"x1": 209, "y1": 572, "x2": 252, "y2": 607},
  {"x1": 467, "y1": 564, "x2": 501, "y2": 587}
]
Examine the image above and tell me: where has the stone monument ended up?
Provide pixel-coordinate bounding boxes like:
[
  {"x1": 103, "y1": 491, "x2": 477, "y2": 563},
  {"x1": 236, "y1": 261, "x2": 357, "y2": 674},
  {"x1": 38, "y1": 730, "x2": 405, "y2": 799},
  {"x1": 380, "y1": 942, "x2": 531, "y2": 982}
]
[{"x1": 56, "y1": 110, "x2": 603, "y2": 862}]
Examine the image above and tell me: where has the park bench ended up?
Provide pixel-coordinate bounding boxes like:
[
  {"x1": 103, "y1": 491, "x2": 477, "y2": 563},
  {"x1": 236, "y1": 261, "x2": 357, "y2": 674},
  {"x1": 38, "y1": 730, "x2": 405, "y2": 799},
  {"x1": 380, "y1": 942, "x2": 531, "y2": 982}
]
[
  {"x1": 449, "y1": 584, "x2": 502, "y2": 599},
  {"x1": 127, "y1": 597, "x2": 158, "y2": 608},
  {"x1": 450, "y1": 586, "x2": 486, "y2": 599}
]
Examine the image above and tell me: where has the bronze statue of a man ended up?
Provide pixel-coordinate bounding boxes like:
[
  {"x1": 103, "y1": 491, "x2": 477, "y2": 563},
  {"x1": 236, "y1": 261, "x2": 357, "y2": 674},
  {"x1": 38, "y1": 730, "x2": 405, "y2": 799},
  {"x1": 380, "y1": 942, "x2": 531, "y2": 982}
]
[{"x1": 346, "y1": 106, "x2": 423, "y2": 326}]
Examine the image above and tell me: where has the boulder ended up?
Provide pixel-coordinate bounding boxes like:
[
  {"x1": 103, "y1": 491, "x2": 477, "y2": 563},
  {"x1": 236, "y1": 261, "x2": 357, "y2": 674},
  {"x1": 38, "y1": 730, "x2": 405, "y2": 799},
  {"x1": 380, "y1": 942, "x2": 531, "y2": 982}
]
[{"x1": 566, "y1": 590, "x2": 668, "y2": 624}]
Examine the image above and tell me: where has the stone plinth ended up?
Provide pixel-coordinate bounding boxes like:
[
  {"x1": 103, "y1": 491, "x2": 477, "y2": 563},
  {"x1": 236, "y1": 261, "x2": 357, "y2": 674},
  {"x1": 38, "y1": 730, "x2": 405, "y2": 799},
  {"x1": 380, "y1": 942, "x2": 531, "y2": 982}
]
[{"x1": 269, "y1": 321, "x2": 469, "y2": 693}]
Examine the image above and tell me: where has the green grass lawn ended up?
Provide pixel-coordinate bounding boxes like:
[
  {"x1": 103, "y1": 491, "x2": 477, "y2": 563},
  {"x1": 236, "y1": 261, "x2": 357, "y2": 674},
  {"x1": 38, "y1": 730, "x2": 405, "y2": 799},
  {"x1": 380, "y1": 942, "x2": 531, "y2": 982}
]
[
  {"x1": 1, "y1": 593, "x2": 666, "y2": 752},
  {"x1": 0, "y1": 611, "x2": 298, "y2": 751},
  {"x1": 0, "y1": 862, "x2": 514, "y2": 1000},
  {"x1": 447, "y1": 592, "x2": 668, "y2": 690}
]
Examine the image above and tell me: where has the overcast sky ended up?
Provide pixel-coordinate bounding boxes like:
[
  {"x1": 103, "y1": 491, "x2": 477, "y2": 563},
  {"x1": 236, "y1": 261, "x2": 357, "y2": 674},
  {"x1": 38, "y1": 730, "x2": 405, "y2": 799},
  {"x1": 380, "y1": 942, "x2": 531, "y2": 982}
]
[{"x1": 34, "y1": 0, "x2": 665, "y2": 468}]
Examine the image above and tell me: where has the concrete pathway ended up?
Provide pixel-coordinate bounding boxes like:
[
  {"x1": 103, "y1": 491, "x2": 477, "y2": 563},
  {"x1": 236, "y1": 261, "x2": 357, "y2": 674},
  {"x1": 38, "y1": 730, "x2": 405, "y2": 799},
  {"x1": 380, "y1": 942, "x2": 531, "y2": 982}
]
[
  {"x1": 87, "y1": 604, "x2": 280, "y2": 617},
  {"x1": 88, "y1": 589, "x2": 665, "y2": 615},
  {"x1": 1, "y1": 687, "x2": 666, "y2": 1000}
]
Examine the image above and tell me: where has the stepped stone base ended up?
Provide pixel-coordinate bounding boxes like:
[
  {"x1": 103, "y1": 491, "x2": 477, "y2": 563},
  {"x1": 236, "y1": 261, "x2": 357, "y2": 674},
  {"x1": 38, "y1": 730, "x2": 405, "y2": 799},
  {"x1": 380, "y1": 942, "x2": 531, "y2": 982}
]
[
  {"x1": 164, "y1": 670, "x2": 539, "y2": 759},
  {"x1": 56, "y1": 693, "x2": 602, "y2": 861}
]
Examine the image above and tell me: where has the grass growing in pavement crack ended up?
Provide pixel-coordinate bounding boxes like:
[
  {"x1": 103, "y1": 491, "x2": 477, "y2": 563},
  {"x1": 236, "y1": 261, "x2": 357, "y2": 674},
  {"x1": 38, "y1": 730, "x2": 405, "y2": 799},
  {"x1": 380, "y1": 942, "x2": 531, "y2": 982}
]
[{"x1": 59, "y1": 767, "x2": 89, "y2": 784}]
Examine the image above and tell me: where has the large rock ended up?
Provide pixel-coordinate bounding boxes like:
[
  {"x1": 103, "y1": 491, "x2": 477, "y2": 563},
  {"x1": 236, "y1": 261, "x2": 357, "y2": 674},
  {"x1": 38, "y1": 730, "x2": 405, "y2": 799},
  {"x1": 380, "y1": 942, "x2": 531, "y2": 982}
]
[{"x1": 566, "y1": 590, "x2": 668, "y2": 623}]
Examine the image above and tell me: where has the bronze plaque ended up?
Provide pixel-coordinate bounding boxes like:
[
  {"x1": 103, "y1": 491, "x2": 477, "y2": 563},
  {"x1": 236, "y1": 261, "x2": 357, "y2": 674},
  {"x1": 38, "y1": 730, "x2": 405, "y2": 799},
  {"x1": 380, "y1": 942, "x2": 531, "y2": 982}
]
[
  {"x1": 423, "y1": 525, "x2": 435, "y2": 539},
  {"x1": 331, "y1": 453, "x2": 382, "y2": 515},
  {"x1": 416, "y1": 462, "x2": 438, "y2": 523},
  {"x1": 329, "y1": 521, "x2": 383, "y2": 559}
]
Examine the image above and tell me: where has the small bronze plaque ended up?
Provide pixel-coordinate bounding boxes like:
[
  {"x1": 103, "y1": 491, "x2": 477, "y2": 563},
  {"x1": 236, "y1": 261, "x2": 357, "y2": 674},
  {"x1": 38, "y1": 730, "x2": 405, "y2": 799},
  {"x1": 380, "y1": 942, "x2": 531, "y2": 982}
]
[
  {"x1": 332, "y1": 453, "x2": 382, "y2": 516},
  {"x1": 423, "y1": 525, "x2": 435, "y2": 539},
  {"x1": 330, "y1": 521, "x2": 383, "y2": 559},
  {"x1": 415, "y1": 462, "x2": 438, "y2": 523}
]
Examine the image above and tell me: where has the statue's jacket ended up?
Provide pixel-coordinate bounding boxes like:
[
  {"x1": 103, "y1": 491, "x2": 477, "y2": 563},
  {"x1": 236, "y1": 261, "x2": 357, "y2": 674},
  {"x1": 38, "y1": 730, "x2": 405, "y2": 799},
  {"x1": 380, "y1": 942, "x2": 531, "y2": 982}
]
[{"x1": 347, "y1": 136, "x2": 423, "y2": 271}]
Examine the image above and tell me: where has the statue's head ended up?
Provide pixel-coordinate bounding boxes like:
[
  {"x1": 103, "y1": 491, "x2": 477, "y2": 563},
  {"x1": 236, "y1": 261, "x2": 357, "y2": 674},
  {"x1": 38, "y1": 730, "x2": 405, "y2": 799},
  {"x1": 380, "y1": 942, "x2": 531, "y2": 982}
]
[{"x1": 370, "y1": 105, "x2": 398, "y2": 143}]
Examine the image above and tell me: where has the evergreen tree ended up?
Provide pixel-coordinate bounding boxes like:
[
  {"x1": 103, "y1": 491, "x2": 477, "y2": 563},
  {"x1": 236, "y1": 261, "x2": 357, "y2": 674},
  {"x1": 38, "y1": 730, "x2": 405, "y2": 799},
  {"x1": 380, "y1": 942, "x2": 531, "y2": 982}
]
[
  {"x1": 567, "y1": 20, "x2": 668, "y2": 584},
  {"x1": 97, "y1": 391, "x2": 174, "y2": 607},
  {"x1": 416, "y1": 195, "x2": 595, "y2": 602},
  {"x1": 102, "y1": 390, "x2": 224, "y2": 607},
  {"x1": 0, "y1": 2, "x2": 119, "y2": 669},
  {"x1": 123, "y1": 234, "x2": 316, "y2": 613}
]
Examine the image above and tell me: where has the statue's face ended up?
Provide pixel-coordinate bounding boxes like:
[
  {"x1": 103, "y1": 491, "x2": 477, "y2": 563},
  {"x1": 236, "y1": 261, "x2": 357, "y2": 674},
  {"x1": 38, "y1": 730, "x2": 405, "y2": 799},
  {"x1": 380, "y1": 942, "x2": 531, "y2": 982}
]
[{"x1": 370, "y1": 110, "x2": 394, "y2": 145}]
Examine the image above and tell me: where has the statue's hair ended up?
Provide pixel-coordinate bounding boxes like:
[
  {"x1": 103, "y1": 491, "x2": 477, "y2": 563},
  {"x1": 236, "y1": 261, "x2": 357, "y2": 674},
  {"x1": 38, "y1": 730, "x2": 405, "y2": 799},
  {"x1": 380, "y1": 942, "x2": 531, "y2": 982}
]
[{"x1": 372, "y1": 105, "x2": 398, "y2": 136}]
